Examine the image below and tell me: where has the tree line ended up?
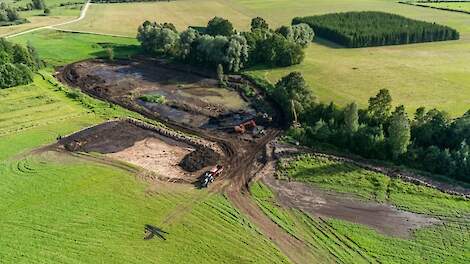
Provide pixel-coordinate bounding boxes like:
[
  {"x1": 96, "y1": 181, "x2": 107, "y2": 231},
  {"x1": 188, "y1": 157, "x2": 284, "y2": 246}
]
[
  {"x1": 0, "y1": 3, "x2": 25, "y2": 26},
  {"x1": 137, "y1": 16, "x2": 314, "y2": 72},
  {"x1": 292, "y1": 11, "x2": 459, "y2": 48},
  {"x1": 0, "y1": 39, "x2": 42, "y2": 89},
  {"x1": 259, "y1": 72, "x2": 470, "y2": 183}
]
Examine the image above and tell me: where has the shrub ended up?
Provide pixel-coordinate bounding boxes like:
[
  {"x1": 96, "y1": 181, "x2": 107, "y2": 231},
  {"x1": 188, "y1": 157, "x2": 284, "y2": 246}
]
[{"x1": 139, "y1": 94, "x2": 166, "y2": 104}]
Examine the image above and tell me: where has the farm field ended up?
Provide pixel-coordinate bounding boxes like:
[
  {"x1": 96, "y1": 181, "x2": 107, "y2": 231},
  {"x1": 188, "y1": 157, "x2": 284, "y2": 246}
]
[
  {"x1": 59, "y1": 0, "x2": 470, "y2": 115},
  {"x1": 418, "y1": 1, "x2": 470, "y2": 12},
  {"x1": 0, "y1": 0, "x2": 86, "y2": 37},
  {"x1": 11, "y1": 30, "x2": 139, "y2": 66}
]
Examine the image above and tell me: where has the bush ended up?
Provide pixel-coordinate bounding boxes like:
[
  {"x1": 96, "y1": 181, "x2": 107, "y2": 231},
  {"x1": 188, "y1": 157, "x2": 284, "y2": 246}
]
[
  {"x1": 293, "y1": 11, "x2": 459, "y2": 48},
  {"x1": 139, "y1": 94, "x2": 166, "y2": 104}
]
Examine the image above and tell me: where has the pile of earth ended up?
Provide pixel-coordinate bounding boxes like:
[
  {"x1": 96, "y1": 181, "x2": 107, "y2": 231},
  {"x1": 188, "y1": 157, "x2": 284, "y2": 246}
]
[{"x1": 179, "y1": 147, "x2": 220, "y2": 172}]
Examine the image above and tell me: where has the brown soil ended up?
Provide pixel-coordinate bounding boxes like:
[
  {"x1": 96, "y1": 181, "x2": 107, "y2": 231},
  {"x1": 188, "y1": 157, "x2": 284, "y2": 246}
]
[
  {"x1": 107, "y1": 138, "x2": 194, "y2": 181},
  {"x1": 179, "y1": 147, "x2": 220, "y2": 172},
  {"x1": 58, "y1": 59, "x2": 257, "y2": 129},
  {"x1": 57, "y1": 120, "x2": 215, "y2": 182},
  {"x1": 261, "y1": 162, "x2": 439, "y2": 238}
]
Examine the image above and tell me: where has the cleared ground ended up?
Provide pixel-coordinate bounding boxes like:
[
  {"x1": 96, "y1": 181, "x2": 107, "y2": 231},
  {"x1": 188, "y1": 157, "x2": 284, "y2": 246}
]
[{"x1": 58, "y1": 0, "x2": 470, "y2": 115}]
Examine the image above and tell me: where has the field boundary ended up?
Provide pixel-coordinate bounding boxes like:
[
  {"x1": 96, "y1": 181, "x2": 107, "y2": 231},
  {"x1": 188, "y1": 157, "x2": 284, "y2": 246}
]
[{"x1": 398, "y1": 1, "x2": 470, "y2": 15}]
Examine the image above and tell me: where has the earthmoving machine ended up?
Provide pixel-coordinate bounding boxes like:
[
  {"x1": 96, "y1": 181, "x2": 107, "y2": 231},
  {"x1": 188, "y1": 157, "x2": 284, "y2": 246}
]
[
  {"x1": 234, "y1": 119, "x2": 257, "y2": 134},
  {"x1": 201, "y1": 165, "x2": 224, "y2": 188}
]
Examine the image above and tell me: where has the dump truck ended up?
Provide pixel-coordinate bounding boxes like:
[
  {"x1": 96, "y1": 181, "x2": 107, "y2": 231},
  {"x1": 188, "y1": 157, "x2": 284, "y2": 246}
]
[{"x1": 201, "y1": 165, "x2": 224, "y2": 188}]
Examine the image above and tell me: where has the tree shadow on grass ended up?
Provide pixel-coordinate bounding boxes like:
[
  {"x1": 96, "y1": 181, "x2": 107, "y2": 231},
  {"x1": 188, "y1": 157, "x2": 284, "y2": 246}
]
[
  {"x1": 91, "y1": 43, "x2": 142, "y2": 60},
  {"x1": 312, "y1": 37, "x2": 344, "y2": 49},
  {"x1": 291, "y1": 162, "x2": 360, "y2": 180},
  {"x1": 144, "y1": 224, "x2": 169, "y2": 241}
]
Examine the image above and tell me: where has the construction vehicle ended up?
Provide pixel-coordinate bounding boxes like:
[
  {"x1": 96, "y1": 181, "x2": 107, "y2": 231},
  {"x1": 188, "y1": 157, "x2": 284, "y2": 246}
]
[
  {"x1": 201, "y1": 165, "x2": 224, "y2": 188},
  {"x1": 234, "y1": 119, "x2": 257, "y2": 134}
]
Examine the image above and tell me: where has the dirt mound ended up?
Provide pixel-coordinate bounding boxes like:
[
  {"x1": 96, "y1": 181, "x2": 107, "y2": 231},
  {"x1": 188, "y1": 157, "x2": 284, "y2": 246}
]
[{"x1": 179, "y1": 147, "x2": 220, "y2": 172}]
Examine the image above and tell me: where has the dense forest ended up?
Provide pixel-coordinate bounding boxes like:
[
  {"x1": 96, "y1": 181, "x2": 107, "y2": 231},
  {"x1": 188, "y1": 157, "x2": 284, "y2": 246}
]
[
  {"x1": 293, "y1": 11, "x2": 459, "y2": 48},
  {"x1": 0, "y1": 3, "x2": 27, "y2": 26},
  {"x1": 137, "y1": 16, "x2": 314, "y2": 71},
  {"x1": 0, "y1": 39, "x2": 42, "y2": 88},
  {"x1": 251, "y1": 72, "x2": 470, "y2": 183}
]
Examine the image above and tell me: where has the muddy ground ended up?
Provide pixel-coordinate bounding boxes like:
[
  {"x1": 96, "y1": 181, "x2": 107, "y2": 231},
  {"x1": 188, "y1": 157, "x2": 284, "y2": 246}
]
[{"x1": 59, "y1": 59, "x2": 260, "y2": 130}]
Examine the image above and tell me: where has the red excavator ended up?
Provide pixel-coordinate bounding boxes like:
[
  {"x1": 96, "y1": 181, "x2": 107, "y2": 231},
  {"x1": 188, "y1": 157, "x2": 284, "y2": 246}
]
[{"x1": 234, "y1": 119, "x2": 257, "y2": 134}]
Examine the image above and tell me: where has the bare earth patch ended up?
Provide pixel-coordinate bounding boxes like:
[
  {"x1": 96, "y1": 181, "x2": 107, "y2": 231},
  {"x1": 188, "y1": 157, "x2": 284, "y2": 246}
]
[{"x1": 107, "y1": 137, "x2": 195, "y2": 181}]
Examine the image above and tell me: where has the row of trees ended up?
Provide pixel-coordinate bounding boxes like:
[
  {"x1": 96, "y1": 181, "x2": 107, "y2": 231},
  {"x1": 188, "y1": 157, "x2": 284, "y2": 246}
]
[
  {"x1": 293, "y1": 11, "x2": 459, "y2": 48},
  {"x1": 271, "y1": 73, "x2": 470, "y2": 182},
  {"x1": 137, "y1": 16, "x2": 314, "y2": 71},
  {"x1": 0, "y1": 39, "x2": 42, "y2": 89}
]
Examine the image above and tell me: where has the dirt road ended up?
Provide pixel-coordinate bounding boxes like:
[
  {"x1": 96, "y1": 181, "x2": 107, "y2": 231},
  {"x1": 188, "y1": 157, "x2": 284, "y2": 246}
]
[{"x1": 4, "y1": 0, "x2": 91, "y2": 39}]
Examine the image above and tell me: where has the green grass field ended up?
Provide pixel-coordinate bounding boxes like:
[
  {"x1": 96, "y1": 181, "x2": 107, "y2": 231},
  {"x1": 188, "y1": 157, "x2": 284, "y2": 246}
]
[
  {"x1": 11, "y1": 30, "x2": 139, "y2": 66},
  {"x1": 419, "y1": 1, "x2": 470, "y2": 12},
  {"x1": 57, "y1": 0, "x2": 470, "y2": 116}
]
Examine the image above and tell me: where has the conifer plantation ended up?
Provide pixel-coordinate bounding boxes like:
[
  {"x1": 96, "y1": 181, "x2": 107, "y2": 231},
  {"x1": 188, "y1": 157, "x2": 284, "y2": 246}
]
[{"x1": 293, "y1": 11, "x2": 459, "y2": 48}]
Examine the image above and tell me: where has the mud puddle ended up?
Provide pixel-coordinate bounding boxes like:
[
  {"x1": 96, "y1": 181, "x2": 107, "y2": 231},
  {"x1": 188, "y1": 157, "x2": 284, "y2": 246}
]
[{"x1": 262, "y1": 165, "x2": 439, "y2": 238}]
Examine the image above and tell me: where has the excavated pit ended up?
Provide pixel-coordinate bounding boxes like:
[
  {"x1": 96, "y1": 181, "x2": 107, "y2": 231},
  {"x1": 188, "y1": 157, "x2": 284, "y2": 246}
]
[
  {"x1": 59, "y1": 59, "x2": 259, "y2": 130},
  {"x1": 58, "y1": 120, "x2": 222, "y2": 182}
]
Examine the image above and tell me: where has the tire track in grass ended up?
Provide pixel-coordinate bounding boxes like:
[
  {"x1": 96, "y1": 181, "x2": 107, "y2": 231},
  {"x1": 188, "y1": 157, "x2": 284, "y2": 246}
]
[{"x1": 298, "y1": 212, "x2": 376, "y2": 264}]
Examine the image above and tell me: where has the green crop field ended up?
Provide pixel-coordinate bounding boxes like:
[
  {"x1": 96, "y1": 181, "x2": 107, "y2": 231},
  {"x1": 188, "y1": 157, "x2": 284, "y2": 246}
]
[{"x1": 58, "y1": 0, "x2": 470, "y2": 116}]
